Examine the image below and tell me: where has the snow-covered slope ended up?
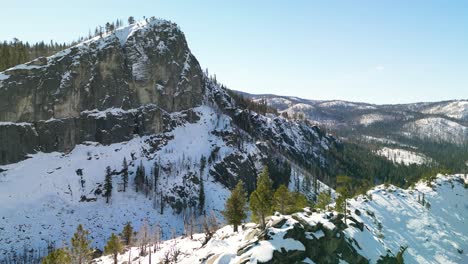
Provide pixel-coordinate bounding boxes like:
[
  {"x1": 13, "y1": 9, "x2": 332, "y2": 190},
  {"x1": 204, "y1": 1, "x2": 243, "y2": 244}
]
[
  {"x1": 347, "y1": 174, "x2": 468, "y2": 263},
  {"x1": 93, "y1": 174, "x2": 467, "y2": 264},
  {"x1": 375, "y1": 147, "x2": 432, "y2": 165},
  {"x1": 241, "y1": 92, "x2": 468, "y2": 146},
  {"x1": 0, "y1": 106, "x2": 235, "y2": 255},
  {"x1": 403, "y1": 117, "x2": 468, "y2": 145},
  {"x1": 421, "y1": 101, "x2": 468, "y2": 121},
  {"x1": 0, "y1": 99, "x2": 335, "y2": 258},
  {"x1": 358, "y1": 113, "x2": 394, "y2": 126}
]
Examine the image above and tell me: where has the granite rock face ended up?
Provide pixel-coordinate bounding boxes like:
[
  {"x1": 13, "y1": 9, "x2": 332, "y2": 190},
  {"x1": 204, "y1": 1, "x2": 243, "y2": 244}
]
[{"x1": 0, "y1": 19, "x2": 204, "y2": 164}]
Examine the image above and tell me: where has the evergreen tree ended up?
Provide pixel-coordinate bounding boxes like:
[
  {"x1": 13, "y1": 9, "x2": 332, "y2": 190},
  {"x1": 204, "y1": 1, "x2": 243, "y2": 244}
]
[
  {"x1": 272, "y1": 184, "x2": 290, "y2": 214},
  {"x1": 122, "y1": 158, "x2": 128, "y2": 192},
  {"x1": 128, "y1": 16, "x2": 135, "y2": 25},
  {"x1": 250, "y1": 167, "x2": 274, "y2": 229},
  {"x1": 273, "y1": 185, "x2": 308, "y2": 214},
  {"x1": 336, "y1": 175, "x2": 352, "y2": 224},
  {"x1": 105, "y1": 22, "x2": 111, "y2": 33},
  {"x1": 222, "y1": 180, "x2": 248, "y2": 232},
  {"x1": 42, "y1": 248, "x2": 71, "y2": 264},
  {"x1": 290, "y1": 192, "x2": 308, "y2": 213},
  {"x1": 200, "y1": 155, "x2": 207, "y2": 177},
  {"x1": 104, "y1": 233, "x2": 123, "y2": 264},
  {"x1": 160, "y1": 192, "x2": 164, "y2": 214},
  {"x1": 198, "y1": 176, "x2": 205, "y2": 215},
  {"x1": 316, "y1": 191, "x2": 332, "y2": 210},
  {"x1": 135, "y1": 161, "x2": 145, "y2": 192},
  {"x1": 70, "y1": 224, "x2": 92, "y2": 264},
  {"x1": 121, "y1": 222, "x2": 134, "y2": 246},
  {"x1": 104, "y1": 166, "x2": 113, "y2": 203},
  {"x1": 153, "y1": 161, "x2": 159, "y2": 190}
]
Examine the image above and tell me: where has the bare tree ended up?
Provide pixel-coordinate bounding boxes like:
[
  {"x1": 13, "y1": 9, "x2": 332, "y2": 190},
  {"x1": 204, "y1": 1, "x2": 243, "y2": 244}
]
[
  {"x1": 153, "y1": 223, "x2": 162, "y2": 252},
  {"x1": 171, "y1": 245, "x2": 181, "y2": 263},
  {"x1": 188, "y1": 210, "x2": 196, "y2": 240},
  {"x1": 137, "y1": 219, "x2": 150, "y2": 256},
  {"x1": 201, "y1": 211, "x2": 219, "y2": 246},
  {"x1": 162, "y1": 250, "x2": 171, "y2": 264}
]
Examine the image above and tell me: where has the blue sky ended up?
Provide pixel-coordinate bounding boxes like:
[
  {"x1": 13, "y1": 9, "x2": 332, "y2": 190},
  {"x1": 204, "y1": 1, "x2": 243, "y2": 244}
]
[{"x1": 1, "y1": 0, "x2": 467, "y2": 103}]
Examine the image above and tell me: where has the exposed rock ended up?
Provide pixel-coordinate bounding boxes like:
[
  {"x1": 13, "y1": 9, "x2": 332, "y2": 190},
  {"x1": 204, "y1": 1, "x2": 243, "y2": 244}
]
[{"x1": 0, "y1": 19, "x2": 204, "y2": 165}]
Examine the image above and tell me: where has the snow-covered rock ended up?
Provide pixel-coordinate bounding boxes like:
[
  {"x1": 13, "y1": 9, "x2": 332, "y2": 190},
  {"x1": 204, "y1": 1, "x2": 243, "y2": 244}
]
[{"x1": 93, "y1": 174, "x2": 467, "y2": 264}]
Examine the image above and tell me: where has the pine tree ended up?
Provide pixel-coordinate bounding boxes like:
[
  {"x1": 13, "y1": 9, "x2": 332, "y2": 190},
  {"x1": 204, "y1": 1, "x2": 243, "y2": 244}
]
[
  {"x1": 70, "y1": 224, "x2": 92, "y2": 264},
  {"x1": 104, "y1": 166, "x2": 113, "y2": 203},
  {"x1": 273, "y1": 184, "x2": 290, "y2": 214},
  {"x1": 105, "y1": 22, "x2": 111, "y2": 33},
  {"x1": 198, "y1": 176, "x2": 205, "y2": 215},
  {"x1": 160, "y1": 192, "x2": 164, "y2": 214},
  {"x1": 128, "y1": 16, "x2": 135, "y2": 25},
  {"x1": 290, "y1": 192, "x2": 308, "y2": 213},
  {"x1": 200, "y1": 155, "x2": 207, "y2": 177},
  {"x1": 42, "y1": 248, "x2": 71, "y2": 264},
  {"x1": 145, "y1": 174, "x2": 149, "y2": 197},
  {"x1": 336, "y1": 175, "x2": 352, "y2": 224},
  {"x1": 222, "y1": 180, "x2": 248, "y2": 232},
  {"x1": 250, "y1": 167, "x2": 274, "y2": 229},
  {"x1": 316, "y1": 191, "x2": 332, "y2": 210},
  {"x1": 122, "y1": 158, "x2": 129, "y2": 192},
  {"x1": 104, "y1": 233, "x2": 123, "y2": 264},
  {"x1": 135, "y1": 161, "x2": 146, "y2": 193},
  {"x1": 153, "y1": 161, "x2": 159, "y2": 190},
  {"x1": 121, "y1": 222, "x2": 134, "y2": 246}
]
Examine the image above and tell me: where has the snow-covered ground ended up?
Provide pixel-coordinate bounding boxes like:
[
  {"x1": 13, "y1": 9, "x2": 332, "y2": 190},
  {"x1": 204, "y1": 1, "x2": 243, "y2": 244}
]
[
  {"x1": 0, "y1": 102, "x2": 333, "y2": 258},
  {"x1": 376, "y1": 147, "x2": 432, "y2": 165},
  {"x1": 403, "y1": 117, "x2": 468, "y2": 145},
  {"x1": 422, "y1": 101, "x2": 468, "y2": 120},
  {"x1": 347, "y1": 174, "x2": 468, "y2": 263},
  {"x1": 94, "y1": 174, "x2": 467, "y2": 264},
  {"x1": 359, "y1": 114, "x2": 391, "y2": 126},
  {"x1": 318, "y1": 100, "x2": 376, "y2": 110},
  {"x1": 0, "y1": 106, "x2": 253, "y2": 256}
]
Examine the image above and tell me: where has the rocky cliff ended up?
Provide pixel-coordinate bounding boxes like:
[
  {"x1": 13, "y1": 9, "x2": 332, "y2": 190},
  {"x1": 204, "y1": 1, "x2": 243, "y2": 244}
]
[{"x1": 0, "y1": 19, "x2": 204, "y2": 164}]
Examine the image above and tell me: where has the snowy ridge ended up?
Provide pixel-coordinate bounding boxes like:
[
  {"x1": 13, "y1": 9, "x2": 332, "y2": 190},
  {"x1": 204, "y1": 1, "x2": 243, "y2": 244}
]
[
  {"x1": 0, "y1": 18, "x2": 177, "y2": 82},
  {"x1": 93, "y1": 174, "x2": 467, "y2": 264},
  {"x1": 347, "y1": 174, "x2": 467, "y2": 263}
]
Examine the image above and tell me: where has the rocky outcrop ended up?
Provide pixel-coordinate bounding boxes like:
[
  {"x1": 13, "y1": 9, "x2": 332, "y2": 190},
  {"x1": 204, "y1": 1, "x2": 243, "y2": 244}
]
[
  {"x1": 0, "y1": 105, "x2": 167, "y2": 164},
  {"x1": 0, "y1": 19, "x2": 204, "y2": 164},
  {"x1": 235, "y1": 212, "x2": 374, "y2": 264}
]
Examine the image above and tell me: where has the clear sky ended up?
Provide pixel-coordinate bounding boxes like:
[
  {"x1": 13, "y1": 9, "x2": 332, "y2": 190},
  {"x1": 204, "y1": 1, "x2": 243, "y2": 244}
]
[{"x1": 1, "y1": 0, "x2": 467, "y2": 104}]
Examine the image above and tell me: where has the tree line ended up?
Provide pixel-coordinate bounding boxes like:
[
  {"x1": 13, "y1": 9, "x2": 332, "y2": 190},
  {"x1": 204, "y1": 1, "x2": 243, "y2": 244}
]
[
  {"x1": 0, "y1": 40, "x2": 73, "y2": 71},
  {"x1": 0, "y1": 15, "x2": 151, "y2": 72}
]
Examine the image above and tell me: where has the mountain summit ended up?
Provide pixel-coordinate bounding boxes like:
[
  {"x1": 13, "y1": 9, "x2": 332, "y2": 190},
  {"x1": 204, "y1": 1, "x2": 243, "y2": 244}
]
[{"x1": 0, "y1": 19, "x2": 205, "y2": 164}]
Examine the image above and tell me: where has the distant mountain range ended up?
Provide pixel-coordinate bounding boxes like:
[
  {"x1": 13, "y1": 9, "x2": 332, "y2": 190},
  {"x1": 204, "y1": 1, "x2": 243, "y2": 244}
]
[{"x1": 238, "y1": 92, "x2": 467, "y2": 142}]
